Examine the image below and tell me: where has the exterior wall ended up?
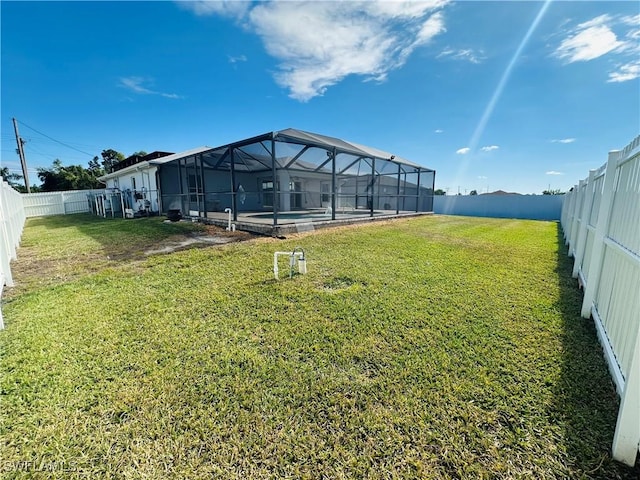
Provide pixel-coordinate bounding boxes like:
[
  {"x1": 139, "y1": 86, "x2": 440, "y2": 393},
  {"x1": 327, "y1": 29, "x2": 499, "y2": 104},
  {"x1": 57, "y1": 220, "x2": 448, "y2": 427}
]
[
  {"x1": 434, "y1": 194, "x2": 563, "y2": 220},
  {"x1": 104, "y1": 165, "x2": 160, "y2": 213}
]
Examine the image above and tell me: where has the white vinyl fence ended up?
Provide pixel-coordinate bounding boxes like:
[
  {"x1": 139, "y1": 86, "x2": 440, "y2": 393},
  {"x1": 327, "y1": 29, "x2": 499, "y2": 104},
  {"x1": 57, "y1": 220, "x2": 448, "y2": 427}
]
[
  {"x1": 0, "y1": 181, "x2": 27, "y2": 329},
  {"x1": 561, "y1": 135, "x2": 640, "y2": 466},
  {"x1": 1, "y1": 187, "x2": 105, "y2": 329},
  {"x1": 23, "y1": 189, "x2": 105, "y2": 217}
]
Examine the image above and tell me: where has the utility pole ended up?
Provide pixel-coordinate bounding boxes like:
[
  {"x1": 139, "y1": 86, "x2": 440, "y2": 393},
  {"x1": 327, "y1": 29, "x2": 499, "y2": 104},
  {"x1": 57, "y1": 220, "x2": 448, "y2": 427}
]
[{"x1": 12, "y1": 118, "x2": 31, "y2": 193}]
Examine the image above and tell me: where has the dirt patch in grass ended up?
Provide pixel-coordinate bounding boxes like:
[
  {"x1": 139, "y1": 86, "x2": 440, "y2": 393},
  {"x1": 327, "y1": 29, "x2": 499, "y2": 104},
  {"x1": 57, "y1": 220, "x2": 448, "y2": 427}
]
[{"x1": 4, "y1": 216, "x2": 254, "y2": 298}]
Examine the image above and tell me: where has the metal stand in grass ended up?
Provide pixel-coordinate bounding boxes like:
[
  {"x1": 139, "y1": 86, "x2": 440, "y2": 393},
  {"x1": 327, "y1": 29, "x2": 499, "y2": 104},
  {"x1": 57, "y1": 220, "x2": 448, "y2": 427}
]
[{"x1": 273, "y1": 247, "x2": 307, "y2": 280}]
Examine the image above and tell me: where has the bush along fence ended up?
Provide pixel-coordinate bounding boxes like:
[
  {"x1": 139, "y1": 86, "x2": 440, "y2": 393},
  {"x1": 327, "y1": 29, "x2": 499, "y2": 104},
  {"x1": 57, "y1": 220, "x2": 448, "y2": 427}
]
[
  {"x1": 561, "y1": 134, "x2": 640, "y2": 466},
  {"x1": 0, "y1": 181, "x2": 26, "y2": 329}
]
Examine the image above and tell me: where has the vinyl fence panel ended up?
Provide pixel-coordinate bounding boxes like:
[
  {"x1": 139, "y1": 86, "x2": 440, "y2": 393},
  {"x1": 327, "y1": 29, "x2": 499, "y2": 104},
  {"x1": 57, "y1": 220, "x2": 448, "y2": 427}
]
[
  {"x1": 22, "y1": 189, "x2": 105, "y2": 217},
  {"x1": 561, "y1": 135, "x2": 640, "y2": 466}
]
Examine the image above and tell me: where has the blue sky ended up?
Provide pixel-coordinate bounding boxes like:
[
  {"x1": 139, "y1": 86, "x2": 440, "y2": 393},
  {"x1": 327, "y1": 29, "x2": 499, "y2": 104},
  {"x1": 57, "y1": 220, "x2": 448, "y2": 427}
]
[{"x1": 1, "y1": 1, "x2": 638, "y2": 194}]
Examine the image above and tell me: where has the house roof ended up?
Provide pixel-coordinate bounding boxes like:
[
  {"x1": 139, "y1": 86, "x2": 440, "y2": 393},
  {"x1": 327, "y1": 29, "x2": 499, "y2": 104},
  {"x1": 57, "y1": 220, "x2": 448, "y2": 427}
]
[
  {"x1": 100, "y1": 128, "x2": 432, "y2": 181},
  {"x1": 112, "y1": 151, "x2": 174, "y2": 173},
  {"x1": 98, "y1": 146, "x2": 213, "y2": 181},
  {"x1": 148, "y1": 146, "x2": 214, "y2": 166}
]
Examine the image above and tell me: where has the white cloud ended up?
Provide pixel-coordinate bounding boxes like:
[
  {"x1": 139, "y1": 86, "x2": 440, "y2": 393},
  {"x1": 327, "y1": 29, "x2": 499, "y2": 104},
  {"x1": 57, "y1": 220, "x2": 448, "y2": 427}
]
[
  {"x1": 481, "y1": 145, "x2": 499, "y2": 152},
  {"x1": 228, "y1": 54, "x2": 247, "y2": 64},
  {"x1": 437, "y1": 47, "x2": 486, "y2": 64},
  {"x1": 435, "y1": 129, "x2": 444, "y2": 133},
  {"x1": 182, "y1": 1, "x2": 449, "y2": 101},
  {"x1": 546, "y1": 171, "x2": 564, "y2": 175},
  {"x1": 620, "y1": 14, "x2": 640, "y2": 27},
  {"x1": 478, "y1": 175, "x2": 487, "y2": 180},
  {"x1": 456, "y1": 147, "x2": 470, "y2": 155},
  {"x1": 551, "y1": 138, "x2": 576, "y2": 144},
  {"x1": 555, "y1": 24, "x2": 623, "y2": 62},
  {"x1": 120, "y1": 76, "x2": 154, "y2": 94},
  {"x1": 176, "y1": 0, "x2": 250, "y2": 18},
  {"x1": 554, "y1": 14, "x2": 640, "y2": 82},
  {"x1": 608, "y1": 60, "x2": 640, "y2": 83},
  {"x1": 119, "y1": 77, "x2": 182, "y2": 99}
]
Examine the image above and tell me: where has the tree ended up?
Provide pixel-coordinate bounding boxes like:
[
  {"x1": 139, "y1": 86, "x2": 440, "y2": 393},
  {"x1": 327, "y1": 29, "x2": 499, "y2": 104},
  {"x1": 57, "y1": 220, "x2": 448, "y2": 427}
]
[
  {"x1": 88, "y1": 155, "x2": 103, "y2": 174},
  {"x1": 1, "y1": 167, "x2": 23, "y2": 188},
  {"x1": 542, "y1": 189, "x2": 564, "y2": 195},
  {"x1": 434, "y1": 188, "x2": 446, "y2": 195},
  {"x1": 469, "y1": 189, "x2": 478, "y2": 195},
  {"x1": 37, "y1": 159, "x2": 103, "y2": 191},
  {"x1": 130, "y1": 150, "x2": 147, "y2": 157},
  {"x1": 0, "y1": 167, "x2": 38, "y2": 192},
  {"x1": 100, "y1": 149, "x2": 125, "y2": 173}
]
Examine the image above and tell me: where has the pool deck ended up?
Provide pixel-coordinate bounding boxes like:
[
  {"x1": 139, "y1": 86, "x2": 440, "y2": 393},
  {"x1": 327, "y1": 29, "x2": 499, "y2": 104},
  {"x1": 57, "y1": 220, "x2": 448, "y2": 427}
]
[{"x1": 187, "y1": 209, "x2": 433, "y2": 236}]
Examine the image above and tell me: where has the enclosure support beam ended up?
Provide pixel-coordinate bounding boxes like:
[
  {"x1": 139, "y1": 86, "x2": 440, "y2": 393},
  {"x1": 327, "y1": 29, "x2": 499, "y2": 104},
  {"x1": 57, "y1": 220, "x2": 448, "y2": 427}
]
[
  {"x1": 338, "y1": 156, "x2": 365, "y2": 175},
  {"x1": 331, "y1": 148, "x2": 336, "y2": 221},
  {"x1": 396, "y1": 164, "x2": 401, "y2": 215},
  {"x1": 284, "y1": 146, "x2": 310, "y2": 169},
  {"x1": 212, "y1": 149, "x2": 230, "y2": 170},
  {"x1": 416, "y1": 170, "x2": 421, "y2": 213},
  {"x1": 370, "y1": 158, "x2": 376, "y2": 217},
  {"x1": 198, "y1": 153, "x2": 207, "y2": 218},
  {"x1": 271, "y1": 136, "x2": 278, "y2": 227},
  {"x1": 230, "y1": 148, "x2": 237, "y2": 222},
  {"x1": 178, "y1": 158, "x2": 184, "y2": 215}
]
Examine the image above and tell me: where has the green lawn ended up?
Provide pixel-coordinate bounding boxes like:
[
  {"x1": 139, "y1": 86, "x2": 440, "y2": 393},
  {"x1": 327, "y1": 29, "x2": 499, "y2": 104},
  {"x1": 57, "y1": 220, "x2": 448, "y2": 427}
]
[{"x1": 1, "y1": 214, "x2": 637, "y2": 479}]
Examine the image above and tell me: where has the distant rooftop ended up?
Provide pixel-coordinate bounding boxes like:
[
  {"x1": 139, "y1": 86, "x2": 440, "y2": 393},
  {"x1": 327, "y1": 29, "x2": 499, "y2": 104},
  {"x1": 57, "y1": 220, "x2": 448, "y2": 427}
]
[{"x1": 111, "y1": 151, "x2": 174, "y2": 173}]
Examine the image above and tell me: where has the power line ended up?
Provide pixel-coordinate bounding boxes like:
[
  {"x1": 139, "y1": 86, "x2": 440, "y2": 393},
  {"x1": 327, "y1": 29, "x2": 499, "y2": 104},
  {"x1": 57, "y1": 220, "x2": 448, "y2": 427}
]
[{"x1": 17, "y1": 120, "x2": 96, "y2": 158}]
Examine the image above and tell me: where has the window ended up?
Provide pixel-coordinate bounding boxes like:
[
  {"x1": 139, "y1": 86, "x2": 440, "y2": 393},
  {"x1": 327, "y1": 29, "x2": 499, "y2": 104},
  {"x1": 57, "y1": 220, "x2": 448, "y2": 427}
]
[
  {"x1": 261, "y1": 180, "x2": 274, "y2": 207},
  {"x1": 321, "y1": 182, "x2": 330, "y2": 203},
  {"x1": 131, "y1": 177, "x2": 136, "y2": 190}
]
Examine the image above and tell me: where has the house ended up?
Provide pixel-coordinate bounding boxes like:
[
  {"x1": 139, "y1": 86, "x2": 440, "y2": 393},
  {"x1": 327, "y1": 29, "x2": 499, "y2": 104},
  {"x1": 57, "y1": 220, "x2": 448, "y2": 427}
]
[
  {"x1": 97, "y1": 147, "x2": 211, "y2": 215},
  {"x1": 96, "y1": 128, "x2": 436, "y2": 233}
]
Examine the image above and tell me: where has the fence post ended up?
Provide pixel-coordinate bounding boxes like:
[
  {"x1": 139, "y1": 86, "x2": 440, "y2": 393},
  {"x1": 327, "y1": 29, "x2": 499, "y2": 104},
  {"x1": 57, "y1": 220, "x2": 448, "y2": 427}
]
[
  {"x1": 565, "y1": 183, "x2": 578, "y2": 248},
  {"x1": 0, "y1": 183, "x2": 15, "y2": 287},
  {"x1": 572, "y1": 170, "x2": 596, "y2": 278},
  {"x1": 580, "y1": 151, "x2": 619, "y2": 318},
  {"x1": 612, "y1": 329, "x2": 640, "y2": 465}
]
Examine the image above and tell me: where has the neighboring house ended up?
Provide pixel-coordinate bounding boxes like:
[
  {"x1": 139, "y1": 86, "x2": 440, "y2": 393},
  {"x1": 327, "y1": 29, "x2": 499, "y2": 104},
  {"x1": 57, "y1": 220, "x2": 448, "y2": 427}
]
[
  {"x1": 97, "y1": 147, "x2": 212, "y2": 214},
  {"x1": 481, "y1": 190, "x2": 521, "y2": 195}
]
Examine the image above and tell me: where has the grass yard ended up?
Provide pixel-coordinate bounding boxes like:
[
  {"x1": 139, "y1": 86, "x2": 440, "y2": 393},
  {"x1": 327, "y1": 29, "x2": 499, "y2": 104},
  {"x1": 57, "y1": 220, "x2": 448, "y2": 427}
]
[{"x1": 1, "y1": 214, "x2": 637, "y2": 479}]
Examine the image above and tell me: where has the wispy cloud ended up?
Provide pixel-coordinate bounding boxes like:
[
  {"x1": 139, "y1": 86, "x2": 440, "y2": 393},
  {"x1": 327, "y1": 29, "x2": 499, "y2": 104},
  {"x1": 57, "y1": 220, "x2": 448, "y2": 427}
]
[
  {"x1": 478, "y1": 175, "x2": 488, "y2": 180},
  {"x1": 176, "y1": 0, "x2": 250, "y2": 18},
  {"x1": 435, "y1": 129, "x2": 444, "y2": 133},
  {"x1": 551, "y1": 138, "x2": 576, "y2": 144},
  {"x1": 119, "y1": 77, "x2": 182, "y2": 99},
  {"x1": 554, "y1": 14, "x2": 640, "y2": 82},
  {"x1": 546, "y1": 171, "x2": 564, "y2": 175},
  {"x1": 481, "y1": 145, "x2": 499, "y2": 152},
  {"x1": 456, "y1": 147, "x2": 470, "y2": 155},
  {"x1": 608, "y1": 60, "x2": 640, "y2": 83},
  {"x1": 228, "y1": 54, "x2": 247, "y2": 64},
  {"x1": 181, "y1": 0, "x2": 450, "y2": 101},
  {"x1": 437, "y1": 47, "x2": 486, "y2": 64}
]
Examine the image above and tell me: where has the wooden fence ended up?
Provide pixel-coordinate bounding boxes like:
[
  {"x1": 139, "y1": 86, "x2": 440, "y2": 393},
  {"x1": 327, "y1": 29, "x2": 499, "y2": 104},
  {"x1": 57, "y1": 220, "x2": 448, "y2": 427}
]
[{"x1": 561, "y1": 134, "x2": 640, "y2": 466}]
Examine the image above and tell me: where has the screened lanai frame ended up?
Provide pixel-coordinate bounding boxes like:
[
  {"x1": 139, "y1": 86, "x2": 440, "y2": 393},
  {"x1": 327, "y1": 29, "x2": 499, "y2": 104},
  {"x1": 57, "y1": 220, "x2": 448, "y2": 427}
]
[{"x1": 154, "y1": 128, "x2": 435, "y2": 227}]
